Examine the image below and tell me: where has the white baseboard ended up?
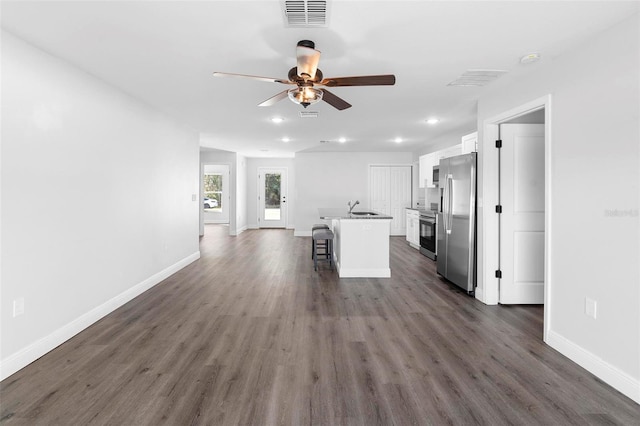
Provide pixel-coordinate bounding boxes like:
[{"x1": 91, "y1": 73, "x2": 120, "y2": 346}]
[
  {"x1": 0, "y1": 251, "x2": 201, "y2": 381},
  {"x1": 337, "y1": 269, "x2": 391, "y2": 278},
  {"x1": 230, "y1": 225, "x2": 247, "y2": 236},
  {"x1": 336, "y1": 264, "x2": 391, "y2": 278},
  {"x1": 474, "y1": 286, "x2": 484, "y2": 303},
  {"x1": 546, "y1": 329, "x2": 640, "y2": 404}
]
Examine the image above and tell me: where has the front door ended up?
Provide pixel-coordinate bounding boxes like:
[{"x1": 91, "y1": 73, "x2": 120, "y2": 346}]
[
  {"x1": 499, "y1": 123, "x2": 545, "y2": 304},
  {"x1": 258, "y1": 168, "x2": 287, "y2": 228}
]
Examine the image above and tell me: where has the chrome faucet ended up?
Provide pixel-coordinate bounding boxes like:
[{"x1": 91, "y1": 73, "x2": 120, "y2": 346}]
[{"x1": 348, "y1": 200, "x2": 360, "y2": 214}]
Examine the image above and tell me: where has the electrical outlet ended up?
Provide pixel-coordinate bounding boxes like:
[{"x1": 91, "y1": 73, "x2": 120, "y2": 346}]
[
  {"x1": 192, "y1": 194, "x2": 197, "y2": 201},
  {"x1": 13, "y1": 298, "x2": 24, "y2": 317},
  {"x1": 585, "y1": 297, "x2": 597, "y2": 319}
]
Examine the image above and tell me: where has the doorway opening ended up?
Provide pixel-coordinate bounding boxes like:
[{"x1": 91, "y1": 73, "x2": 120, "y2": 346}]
[
  {"x1": 482, "y1": 95, "x2": 551, "y2": 342},
  {"x1": 203, "y1": 164, "x2": 230, "y2": 224}
]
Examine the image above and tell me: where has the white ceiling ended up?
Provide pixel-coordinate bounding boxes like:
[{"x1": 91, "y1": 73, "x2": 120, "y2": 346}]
[{"x1": 2, "y1": 1, "x2": 638, "y2": 157}]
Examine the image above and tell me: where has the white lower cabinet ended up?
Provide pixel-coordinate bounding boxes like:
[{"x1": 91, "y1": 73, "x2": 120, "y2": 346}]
[{"x1": 406, "y1": 209, "x2": 420, "y2": 249}]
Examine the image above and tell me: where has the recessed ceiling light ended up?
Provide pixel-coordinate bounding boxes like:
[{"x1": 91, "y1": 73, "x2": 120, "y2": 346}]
[
  {"x1": 271, "y1": 117, "x2": 284, "y2": 123},
  {"x1": 426, "y1": 118, "x2": 439, "y2": 125},
  {"x1": 338, "y1": 137, "x2": 346, "y2": 143},
  {"x1": 282, "y1": 137, "x2": 290, "y2": 142},
  {"x1": 394, "y1": 137, "x2": 403, "y2": 144},
  {"x1": 520, "y1": 53, "x2": 541, "y2": 64}
]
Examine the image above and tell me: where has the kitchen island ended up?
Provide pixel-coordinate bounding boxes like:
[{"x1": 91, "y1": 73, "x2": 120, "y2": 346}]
[{"x1": 318, "y1": 208, "x2": 393, "y2": 278}]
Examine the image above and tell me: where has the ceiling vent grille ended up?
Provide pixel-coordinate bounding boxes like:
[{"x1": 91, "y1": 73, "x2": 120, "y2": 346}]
[
  {"x1": 299, "y1": 111, "x2": 319, "y2": 118},
  {"x1": 447, "y1": 69, "x2": 508, "y2": 87},
  {"x1": 283, "y1": 1, "x2": 328, "y2": 27}
]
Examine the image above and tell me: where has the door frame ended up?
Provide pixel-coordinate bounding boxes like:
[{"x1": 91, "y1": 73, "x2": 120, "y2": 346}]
[
  {"x1": 480, "y1": 94, "x2": 552, "y2": 342},
  {"x1": 257, "y1": 167, "x2": 288, "y2": 228}
]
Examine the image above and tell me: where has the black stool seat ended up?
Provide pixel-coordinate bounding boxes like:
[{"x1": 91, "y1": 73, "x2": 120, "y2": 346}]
[
  {"x1": 312, "y1": 228, "x2": 334, "y2": 271},
  {"x1": 311, "y1": 224, "x2": 330, "y2": 259}
]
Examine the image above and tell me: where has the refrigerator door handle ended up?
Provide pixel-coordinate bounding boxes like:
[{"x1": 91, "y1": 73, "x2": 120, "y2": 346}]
[
  {"x1": 445, "y1": 174, "x2": 453, "y2": 234},
  {"x1": 442, "y1": 174, "x2": 448, "y2": 232}
]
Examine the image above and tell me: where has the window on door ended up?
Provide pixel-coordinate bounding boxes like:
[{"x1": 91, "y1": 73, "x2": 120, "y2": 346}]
[
  {"x1": 258, "y1": 168, "x2": 287, "y2": 228},
  {"x1": 264, "y1": 172, "x2": 281, "y2": 220},
  {"x1": 203, "y1": 173, "x2": 223, "y2": 211}
]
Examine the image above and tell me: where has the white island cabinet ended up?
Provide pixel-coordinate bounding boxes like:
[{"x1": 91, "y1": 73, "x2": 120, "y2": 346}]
[{"x1": 319, "y1": 208, "x2": 392, "y2": 278}]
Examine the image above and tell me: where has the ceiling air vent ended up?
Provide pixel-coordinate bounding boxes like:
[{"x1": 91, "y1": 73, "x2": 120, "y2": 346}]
[
  {"x1": 447, "y1": 69, "x2": 508, "y2": 87},
  {"x1": 299, "y1": 111, "x2": 319, "y2": 118},
  {"x1": 283, "y1": 1, "x2": 328, "y2": 27}
]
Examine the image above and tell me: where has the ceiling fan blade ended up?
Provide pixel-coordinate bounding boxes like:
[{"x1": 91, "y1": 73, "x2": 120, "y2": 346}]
[
  {"x1": 320, "y1": 74, "x2": 396, "y2": 87},
  {"x1": 213, "y1": 72, "x2": 293, "y2": 85},
  {"x1": 296, "y1": 45, "x2": 321, "y2": 80},
  {"x1": 258, "y1": 90, "x2": 289, "y2": 107},
  {"x1": 321, "y1": 89, "x2": 352, "y2": 110}
]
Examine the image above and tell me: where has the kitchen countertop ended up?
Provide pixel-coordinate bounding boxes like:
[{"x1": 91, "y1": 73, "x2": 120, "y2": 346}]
[{"x1": 318, "y1": 208, "x2": 393, "y2": 220}]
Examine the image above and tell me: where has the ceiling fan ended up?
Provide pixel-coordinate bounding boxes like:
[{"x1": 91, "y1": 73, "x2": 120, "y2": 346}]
[{"x1": 213, "y1": 40, "x2": 396, "y2": 110}]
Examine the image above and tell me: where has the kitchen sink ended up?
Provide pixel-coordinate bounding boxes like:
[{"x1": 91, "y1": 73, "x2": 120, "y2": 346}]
[{"x1": 350, "y1": 211, "x2": 379, "y2": 216}]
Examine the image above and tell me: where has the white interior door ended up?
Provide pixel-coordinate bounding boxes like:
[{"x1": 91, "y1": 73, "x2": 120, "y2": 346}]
[
  {"x1": 389, "y1": 166, "x2": 412, "y2": 235},
  {"x1": 499, "y1": 124, "x2": 545, "y2": 304},
  {"x1": 258, "y1": 168, "x2": 287, "y2": 228},
  {"x1": 370, "y1": 166, "x2": 412, "y2": 236},
  {"x1": 370, "y1": 166, "x2": 390, "y2": 214}
]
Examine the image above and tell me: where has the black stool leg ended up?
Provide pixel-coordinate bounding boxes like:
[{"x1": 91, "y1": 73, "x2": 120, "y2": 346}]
[{"x1": 313, "y1": 238, "x2": 318, "y2": 271}]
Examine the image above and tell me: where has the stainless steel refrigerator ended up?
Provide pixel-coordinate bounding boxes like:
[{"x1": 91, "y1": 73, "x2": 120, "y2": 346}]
[{"x1": 437, "y1": 152, "x2": 477, "y2": 294}]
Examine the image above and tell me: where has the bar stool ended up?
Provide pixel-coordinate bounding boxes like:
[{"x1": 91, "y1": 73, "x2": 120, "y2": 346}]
[
  {"x1": 311, "y1": 224, "x2": 329, "y2": 259},
  {"x1": 312, "y1": 228, "x2": 334, "y2": 271}
]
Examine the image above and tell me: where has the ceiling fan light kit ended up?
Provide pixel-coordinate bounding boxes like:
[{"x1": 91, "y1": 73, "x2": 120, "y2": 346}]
[
  {"x1": 288, "y1": 86, "x2": 323, "y2": 108},
  {"x1": 213, "y1": 40, "x2": 395, "y2": 111}
]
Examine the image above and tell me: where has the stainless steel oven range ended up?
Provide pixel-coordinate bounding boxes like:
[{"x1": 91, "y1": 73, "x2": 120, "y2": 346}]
[{"x1": 419, "y1": 210, "x2": 437, "y2": 260}]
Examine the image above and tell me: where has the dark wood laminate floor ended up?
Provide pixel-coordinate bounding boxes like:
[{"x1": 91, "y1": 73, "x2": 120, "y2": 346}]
[{"x1": 1, "y1": 225, "x2": 638, "y2": 425}]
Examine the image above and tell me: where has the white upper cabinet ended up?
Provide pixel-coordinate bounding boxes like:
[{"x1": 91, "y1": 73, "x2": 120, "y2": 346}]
[
  {"x1": 419, "y1": 132, "x2": 477, "y2": 188},
  {"x1": 419, "y1": 152, "x2": 436, "y2": 188},
  {"x1": 461, "y1": 131, "x2": 478, "y2": 154},
  {"x1": 438, "y1": 143, "x2": 462, "y2": 161},
  {"x1": 419, "y1": 143, "x2": 463, "y2": 188}
]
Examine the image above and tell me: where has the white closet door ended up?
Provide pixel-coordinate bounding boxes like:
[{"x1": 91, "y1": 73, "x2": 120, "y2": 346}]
[
  {"x1": 389, "y1": 166, "x2": 412, "y2": 235},
  {"x1": 370, "y1": 166, "x2": 412, "y2": 236},
  {"x1": 370, "y1": 166, "x2": 390, "y2": 214}
]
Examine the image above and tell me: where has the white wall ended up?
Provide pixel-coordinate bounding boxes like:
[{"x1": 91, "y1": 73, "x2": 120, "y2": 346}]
[
  {"x1": 245, "y1": 158, "x2": 296, "y2": 229},
  {"x1": 476, "y1": 15, "x2": 639, "y2": 402},
  {"x1": 1, "y1": 32, "x2": 200, "y2": 379},
  {"x1": 294, "y1": 152, "x2": 413, "y2": 235}
]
